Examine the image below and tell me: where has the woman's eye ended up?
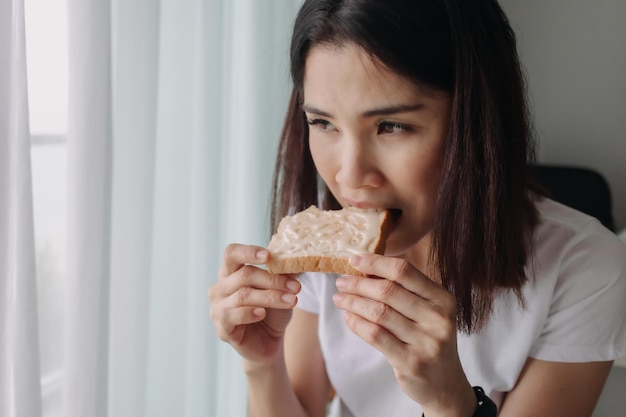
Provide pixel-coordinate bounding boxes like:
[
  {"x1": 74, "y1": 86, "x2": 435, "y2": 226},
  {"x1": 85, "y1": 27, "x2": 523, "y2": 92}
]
[
  {"x1": 307, "y1": 118, "x2": 334, "y2": 131},
  {"x1": 377, "y1": 121, "x2": 411, "y2": 135}
]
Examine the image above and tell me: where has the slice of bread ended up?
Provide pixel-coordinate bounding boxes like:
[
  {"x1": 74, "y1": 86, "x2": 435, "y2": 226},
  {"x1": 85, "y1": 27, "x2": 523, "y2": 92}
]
[{"x1": 266, "y1": 205, "x2": 394, "y2": 276}]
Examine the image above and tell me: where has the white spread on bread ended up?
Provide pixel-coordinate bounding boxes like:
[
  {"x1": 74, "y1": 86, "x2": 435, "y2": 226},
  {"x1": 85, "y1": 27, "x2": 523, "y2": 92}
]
[{"x1": 268, "y1": 205, "x2": 386, "y2": 258}]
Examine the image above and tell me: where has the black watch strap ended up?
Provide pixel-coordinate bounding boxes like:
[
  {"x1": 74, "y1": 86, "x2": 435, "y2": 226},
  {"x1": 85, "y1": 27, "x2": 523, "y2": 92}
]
[
  {"x1": 472, "y1": 386, "x2": 497, "y2": 416},
  {"x1": 420, "y1": 386, "x2": 497, "y2": 417}
]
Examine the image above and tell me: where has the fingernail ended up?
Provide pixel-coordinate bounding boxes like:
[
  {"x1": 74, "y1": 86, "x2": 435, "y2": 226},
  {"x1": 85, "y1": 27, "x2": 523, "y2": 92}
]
[
  {"x1": 335, "y1": 277, "x2": 347, "y2": 289},
  {"x1": 286, "y1": 279, "x2": 299, "y2": 291},
  {"x1": 253, "y1": 308, "x2": 265, "y2": 317},
  {"x1": 332, "y1": 292, "x2": 344, "y2": 304},
  {"x1": 281, "y1": 293, "x2": 296, "y2": 303},
  {"x1": 349, "y1": 255, "x2": 362, "y2": 266},
  {"x1": 256, "y1": 250, "x2": 269, "y2": 261}
]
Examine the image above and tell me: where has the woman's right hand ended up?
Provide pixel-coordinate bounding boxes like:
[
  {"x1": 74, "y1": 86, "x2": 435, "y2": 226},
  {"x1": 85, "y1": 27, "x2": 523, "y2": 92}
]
[{"x1": 209, "y1": 243, "x2": 301, "y2": 367}]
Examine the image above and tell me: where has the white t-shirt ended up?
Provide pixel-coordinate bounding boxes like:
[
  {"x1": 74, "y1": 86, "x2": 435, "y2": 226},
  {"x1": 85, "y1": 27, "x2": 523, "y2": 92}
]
[{"x1": 295, "y1": 198, "x2": 626, "y2": 417}]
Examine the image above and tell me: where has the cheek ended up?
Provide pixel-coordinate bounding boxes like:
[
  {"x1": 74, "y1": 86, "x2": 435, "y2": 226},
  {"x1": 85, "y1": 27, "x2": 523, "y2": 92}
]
[
  {"x1": 393, "y1": 146, "x2": 444, "y2": 197},
  {"x1": 309, "y1": 140, "x2": 336, "y2": 183},
  {"x1": 309, "y1": 139, "x2": 323, "y2": 171}
]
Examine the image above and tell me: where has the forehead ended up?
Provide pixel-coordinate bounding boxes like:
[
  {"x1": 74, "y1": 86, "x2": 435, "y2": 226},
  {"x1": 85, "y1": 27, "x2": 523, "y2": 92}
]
[{"x1": 302, "y1": 43, "x2": 435, "y2": 109}]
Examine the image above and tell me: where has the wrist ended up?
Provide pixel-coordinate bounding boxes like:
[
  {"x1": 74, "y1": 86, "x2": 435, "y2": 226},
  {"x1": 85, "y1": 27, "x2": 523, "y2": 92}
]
[
  {"x1": 421, "y1": 386, "x2": 496, "y2": 417},
  {"x1": 242, "y1": 356, "x2": 282, "y2": 376},
  {"x1": 242, "y1": 341, "x2": 286, "y2": 376},
  {"x1": 421, "y1": 382, "x2": 477, "y2": 417}
]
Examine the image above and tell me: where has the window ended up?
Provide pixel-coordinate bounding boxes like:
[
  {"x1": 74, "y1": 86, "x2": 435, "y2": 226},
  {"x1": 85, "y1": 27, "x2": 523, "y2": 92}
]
[{"x1": 25, "y1": 0, "x2": 68, "y2": 415}]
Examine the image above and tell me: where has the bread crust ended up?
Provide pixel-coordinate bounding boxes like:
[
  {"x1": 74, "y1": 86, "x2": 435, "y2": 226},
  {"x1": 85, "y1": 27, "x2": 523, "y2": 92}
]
[
  {"x1": 266, "y1": 207, "x2": 394, "y2": 276},
  {"x1": 268, "y1": 255, "x2": 365, "y2": 276}
]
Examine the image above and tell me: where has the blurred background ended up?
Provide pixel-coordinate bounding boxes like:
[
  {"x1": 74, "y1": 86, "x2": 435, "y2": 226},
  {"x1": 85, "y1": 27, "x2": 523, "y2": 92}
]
[{"x1": 501, "y1": 0, "x2": 626, "y2": 231}]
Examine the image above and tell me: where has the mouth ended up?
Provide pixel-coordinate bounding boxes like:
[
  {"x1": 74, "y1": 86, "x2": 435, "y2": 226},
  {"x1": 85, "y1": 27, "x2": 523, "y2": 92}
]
[
  {"x1": 342, "y1": 199, "x2": 402, "y2": 225},
  {"x1": 388, "y1": 208, "x2": 403, "y2": 224}
]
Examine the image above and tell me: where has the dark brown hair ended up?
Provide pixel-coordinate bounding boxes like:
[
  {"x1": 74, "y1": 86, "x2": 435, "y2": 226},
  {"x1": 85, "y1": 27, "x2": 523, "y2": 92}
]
[{"x1": 271, "y1": 0, "x2": 539, "y2": 333}]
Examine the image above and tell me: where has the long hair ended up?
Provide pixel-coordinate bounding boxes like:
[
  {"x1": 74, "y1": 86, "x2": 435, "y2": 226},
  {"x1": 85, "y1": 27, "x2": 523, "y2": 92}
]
[{"x1": 271, "y1": 0, "x2": 539, "y2": 333}]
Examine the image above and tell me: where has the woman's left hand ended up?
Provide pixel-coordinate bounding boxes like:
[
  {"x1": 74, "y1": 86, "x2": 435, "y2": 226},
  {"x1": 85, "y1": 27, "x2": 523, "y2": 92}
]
[{"x1": 332, "y1": 253, "x2": 477, "y2": 416}]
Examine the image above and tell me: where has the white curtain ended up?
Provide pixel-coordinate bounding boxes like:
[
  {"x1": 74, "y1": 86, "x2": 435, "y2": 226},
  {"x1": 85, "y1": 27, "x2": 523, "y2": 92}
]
[
  {"x1": 0, "y1": 0, "x2": 41, "y2": 416},
  {"x1": 62, "y1": 0, "x2": 299, "y2": 417}
]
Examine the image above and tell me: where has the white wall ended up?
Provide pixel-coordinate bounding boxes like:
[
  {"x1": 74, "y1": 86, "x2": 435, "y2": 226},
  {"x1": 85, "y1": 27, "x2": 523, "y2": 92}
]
[{"x1": 500, "y1": 0, "x2": 626, "y2": 230}]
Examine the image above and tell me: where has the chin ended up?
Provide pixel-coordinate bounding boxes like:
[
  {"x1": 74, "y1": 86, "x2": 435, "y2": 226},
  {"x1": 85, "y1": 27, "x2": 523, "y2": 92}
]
[
  {"x1": 383, "y1": 227, "x2": 432, "y2": 260},
  {"x1": 382, "y1": 235, "x2": 413, "y2": 257}
]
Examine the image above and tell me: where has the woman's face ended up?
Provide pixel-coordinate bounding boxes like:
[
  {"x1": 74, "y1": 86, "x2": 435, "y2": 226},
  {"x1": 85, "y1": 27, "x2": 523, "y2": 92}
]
[{"x1": 303, "y1": 43, "x2": 451, "y2": 262}]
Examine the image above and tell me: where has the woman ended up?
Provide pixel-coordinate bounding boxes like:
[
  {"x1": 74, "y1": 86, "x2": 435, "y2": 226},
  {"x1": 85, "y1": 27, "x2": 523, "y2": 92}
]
[{"x1": 209, "y1": 1, "x2": 626, "y2": 416}]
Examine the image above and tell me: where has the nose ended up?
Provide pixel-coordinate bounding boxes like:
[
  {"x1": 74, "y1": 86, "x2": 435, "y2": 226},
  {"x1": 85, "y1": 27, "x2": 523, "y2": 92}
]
[{"x1": 334, "y1": 138, "x2": 384, "y2": 190}]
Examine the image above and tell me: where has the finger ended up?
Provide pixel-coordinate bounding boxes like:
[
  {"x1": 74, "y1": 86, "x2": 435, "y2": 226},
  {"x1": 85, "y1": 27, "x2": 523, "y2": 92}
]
[
  {"x1": 348, "y1": 254, "x2": 443, "y2": 301},
  {"x1": 224, "y1": 286, "x2": 299, "y2": 311},
  {"x1": 333, "y1": 291, "x2": 419, "y2": 345},
  {"x1": 340, "y1": 308, "x2": 407, "y2": 358},
  {"x1": 211, "y1": 304, "x2": 267, "y2": 339},
  {"x1": 335, "y1": 275, "x2": 432, "y2": 325},
  {"x1": 335, "y1": 292, "x2": 457, "y2": 365},
  {"x1": 220, "y1": 243, "x2": 270, "y2": 278},
  {"x1": 212, "y1": 264, "x2": 300, "y2": 300}
]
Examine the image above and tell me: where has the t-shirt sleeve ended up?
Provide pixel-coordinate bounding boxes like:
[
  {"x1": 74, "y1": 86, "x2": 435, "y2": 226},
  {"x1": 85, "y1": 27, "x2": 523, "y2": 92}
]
[
  {"x1": 530, "y1": 223, "x2": 626, "y2": 362},
  {"x1": 296, "y1": 272, "x2": 322, "y2": 314}
]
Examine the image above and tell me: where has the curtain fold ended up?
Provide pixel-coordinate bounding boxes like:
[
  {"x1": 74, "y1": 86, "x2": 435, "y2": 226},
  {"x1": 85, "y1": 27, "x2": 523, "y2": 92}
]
[
  {"x1": 0, "y1": 0, "x2": 41, "y2": 416},
  {"x1": 107, "y1": 0, "x2": 159, "y2": 416},
  {"x1": 62, "y1": 0, "x2": 299, "y2": 416},
  {"x1": 64, "y1": 0, "x2": 113, "y2": 415}
]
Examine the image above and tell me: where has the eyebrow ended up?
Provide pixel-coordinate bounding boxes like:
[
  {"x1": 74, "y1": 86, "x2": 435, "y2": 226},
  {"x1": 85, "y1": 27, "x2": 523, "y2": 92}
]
[{"x1": 302, "y1": 103, "x2": 425, "y2": 118}]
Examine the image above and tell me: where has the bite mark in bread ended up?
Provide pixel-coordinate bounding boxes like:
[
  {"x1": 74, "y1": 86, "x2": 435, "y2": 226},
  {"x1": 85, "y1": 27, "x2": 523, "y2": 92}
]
[{"x1": 266, "y1": 206, "x2": 394, "y2": 276}]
